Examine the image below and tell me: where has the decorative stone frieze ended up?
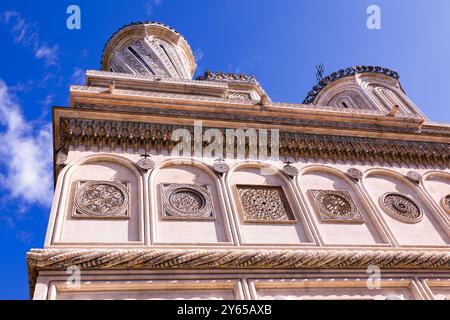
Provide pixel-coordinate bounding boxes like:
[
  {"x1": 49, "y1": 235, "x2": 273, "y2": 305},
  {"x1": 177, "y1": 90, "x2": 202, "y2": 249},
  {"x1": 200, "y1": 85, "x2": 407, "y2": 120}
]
[
  {"x1": 73, "y1": 181, "x2": 130, "y2": 219},
  {"x1": 26, "y1": 247, "x2": 450, "y2": 297},
  {"x1": 310, "y1": 190, "x2": 364, "y2": 223},
  {"x1": 161, "y1": 183, "x2": 214, "y2": 220},
  {"x1": 237, "y1": 185, "x2": 295, "y2": 223},
  {"x1": 226, "y1": 91, "x2": 252, "y2": 100},
  {"x1": 59, "y1": 118, "x2": 450, "y2": 166},
  {"x1": 380, "y1": 192, "x2": 423, "y2": 223},
  {"x1": 197, "y1": 69, "x2": 258, "y2": 84}
]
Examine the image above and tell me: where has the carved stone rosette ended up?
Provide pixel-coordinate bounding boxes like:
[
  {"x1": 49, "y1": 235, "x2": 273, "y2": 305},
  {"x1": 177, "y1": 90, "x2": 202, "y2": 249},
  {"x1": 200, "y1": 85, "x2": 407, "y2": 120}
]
[
  {"x1": 310, "y1": 190, "x2": 364, "y2": 223},
  {"x1": 73, "y1": 181, "x2": 130, "y2": 219},
  {"x1": 441, "y1": 195, "x2": 450, "y2": 214},
  {"x1": 236, "y1": 185, "x2": 295, "y2": 223},
  {"x1": 346, "y1": 168, "x2": 363, "y2": 182},
  {"x1": 380, "y1": 192, "x2": 423, "y2": 223},
  {"x1": 161, "y1": 183, "x2": 214, "y2": 220},
  {"x1": 406, "y1": 171, "x2": 422, "y2": 185},
  {"x1": 136, "y1": 157, "x2": 155, "y2": 170},
  {"x1": 283, "y1": 164, "x2": 299, "y2": 177}
]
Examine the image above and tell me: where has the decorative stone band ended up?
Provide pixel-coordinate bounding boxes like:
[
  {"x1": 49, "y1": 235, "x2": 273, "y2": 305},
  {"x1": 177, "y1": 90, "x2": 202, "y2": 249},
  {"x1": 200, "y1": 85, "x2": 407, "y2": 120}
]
[
  {"x1": 59, "y1": 118, "x2": 450, "y2": 166},
  {"x1": 27, "y1": 248, "x2": 449, "y2": 297}
]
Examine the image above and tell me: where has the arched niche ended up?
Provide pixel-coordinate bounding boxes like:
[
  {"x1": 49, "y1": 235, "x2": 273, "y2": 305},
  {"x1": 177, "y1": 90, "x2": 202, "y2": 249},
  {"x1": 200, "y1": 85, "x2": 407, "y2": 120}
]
[
  {"x1": 297, "y1": 166, "x2": 387, "y2": 246},
  {"x1": 149, "y1": 158, "x2": 232, "y2": 244},
  {"x1": 48, "y1": 154, "x2": 144, "y2": 245},
  {"x1": 363, "y1": 169, "x2": 449, "y2": 246},
  {"x1": 422, "y1": 171, "x2": 450, "y2": 219},
  {"x1": 226, "y1": 162, "x2": 314, "y2": 245}
]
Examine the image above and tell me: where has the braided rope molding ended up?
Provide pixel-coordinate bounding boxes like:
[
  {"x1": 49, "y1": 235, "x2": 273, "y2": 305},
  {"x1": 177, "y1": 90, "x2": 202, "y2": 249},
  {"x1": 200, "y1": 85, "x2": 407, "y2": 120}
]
[{"x1": 27, "y1": 248, "x2": 450, "y2": 294}]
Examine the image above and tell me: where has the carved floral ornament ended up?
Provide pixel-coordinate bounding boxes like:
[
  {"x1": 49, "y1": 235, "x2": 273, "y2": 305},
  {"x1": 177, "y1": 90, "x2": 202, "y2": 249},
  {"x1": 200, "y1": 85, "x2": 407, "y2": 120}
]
[
  {"x1": 310, "y1": 190, "x2": 364, "y2": 223},
  {"x1": 441, "y1": 195, "x2": 450, "y2": 214},
  {"x1": 380, "y1": 192, "x2": 423, "y2": 223},
  {"x1": 237, "y1": 185, "x2": 296, "y2": 223},
  {"x1": 161, "y1": 183, "x2": 215, "y2": 220},
  {"x1": 73, "y1": 180, "x2": 130, "y2": 219}
]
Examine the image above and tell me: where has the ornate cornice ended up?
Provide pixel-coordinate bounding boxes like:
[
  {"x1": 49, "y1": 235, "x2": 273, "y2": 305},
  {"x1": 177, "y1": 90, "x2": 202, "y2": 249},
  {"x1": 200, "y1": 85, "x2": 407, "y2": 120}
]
[
  {"x1": 303, "y1": 66, "x2": 400, "y2": 104},
  {"x1": 196, "y1": 69, "x2": 258, "y2": 84},
  {"x1": 58, "y1": 118, "x2": 450, "y2": 166},
  {"x1": 73, "y1": 102, "x2": 445, "y2": 137},
  {"x1": 26, "y1": 248, "x2": 450, "y2": 297}
]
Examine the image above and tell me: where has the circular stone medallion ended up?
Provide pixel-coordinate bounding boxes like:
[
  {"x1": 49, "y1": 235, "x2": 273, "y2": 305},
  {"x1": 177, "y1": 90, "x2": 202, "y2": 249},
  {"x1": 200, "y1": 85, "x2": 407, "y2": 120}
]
[
  {"x1": 313, "y1": 190, "x2": 362, "y2": 221},
  {"x1": 136, "y1": 158, "x2": 155, "y2": 170},
  {"x1": 75, "y1": 181, "x2": 129, "y2": 217},
  {"x1": 406, "y1": 171, "x2": 422, "y2": 184},
  {"x1": 380, "y1": 192, "x2": 423, "y2": 223},
  {"x1": 346, "y1": 168, "x2": 363, "y2": 181},
  {"x1": 213, "y1": 162, "x2": 230, "y2": 174},
  {"x1": 283, "y1": 165, "x2": 298, "y2": 177},
  {"x1": 162, "y1": 184, "x2": 213, "y2": 219}
]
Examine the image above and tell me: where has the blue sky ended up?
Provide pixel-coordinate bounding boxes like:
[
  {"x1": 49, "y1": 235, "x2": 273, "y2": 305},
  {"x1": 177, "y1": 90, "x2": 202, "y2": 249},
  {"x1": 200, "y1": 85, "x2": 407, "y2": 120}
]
[{"x1": 0, "y1": 0, "x2": 449, "y2": 299}]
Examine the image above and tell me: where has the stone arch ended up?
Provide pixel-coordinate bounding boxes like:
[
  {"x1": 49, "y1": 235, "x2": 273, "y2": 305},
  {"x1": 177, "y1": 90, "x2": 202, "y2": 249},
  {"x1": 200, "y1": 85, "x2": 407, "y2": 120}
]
[
  {"x1": 362, "y1": 168, "x2": 448, "y2": 246},
  {"x1": 422, "y1": 171, "x2": 450, "y2": 218},
  {"x1": 226, "y1": 161, "x2": 314, "y2": 245},
  {"x1": 46, "y1": 153, "x2": 144, "y2": 246},
  {"x1": 149, "y1": 157, "x2": 232, "y2": 245},
  {"x1": 296, "y1": 165, "x2": 387, "y2": 246}
]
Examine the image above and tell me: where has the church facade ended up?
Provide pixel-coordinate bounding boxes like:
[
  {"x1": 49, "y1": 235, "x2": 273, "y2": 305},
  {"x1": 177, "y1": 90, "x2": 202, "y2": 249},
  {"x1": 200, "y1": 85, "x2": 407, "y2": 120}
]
[{"x1": 27, "y1": 22, "x2": 449, "y2": 300}]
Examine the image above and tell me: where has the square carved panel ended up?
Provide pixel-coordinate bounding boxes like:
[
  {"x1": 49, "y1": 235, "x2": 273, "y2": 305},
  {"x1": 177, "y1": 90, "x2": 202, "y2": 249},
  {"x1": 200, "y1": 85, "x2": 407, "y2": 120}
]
[
  {"x1": 73, "y1": 180, "x2": 130, "y2": 219},
  {"x1": 236, "y1": 185, "x2": 296, "y2": 223},
  {"x1": 160, "y1": 183, "x2": 215, "y2": 220},
  {"x1": 310, "y1": 189, "x2": 364, "y2": 223}
]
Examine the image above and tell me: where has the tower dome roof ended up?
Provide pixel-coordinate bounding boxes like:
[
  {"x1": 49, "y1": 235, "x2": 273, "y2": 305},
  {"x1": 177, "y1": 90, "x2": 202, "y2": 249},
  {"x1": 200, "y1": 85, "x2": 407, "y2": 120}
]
[{"x1": 100, "y1": 21, "x2": 196, "y2": 79}]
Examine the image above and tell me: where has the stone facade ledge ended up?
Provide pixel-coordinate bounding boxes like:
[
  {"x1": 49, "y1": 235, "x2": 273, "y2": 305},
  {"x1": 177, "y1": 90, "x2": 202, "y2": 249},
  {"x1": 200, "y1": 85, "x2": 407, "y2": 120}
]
[{"x1": 27, "y1": 248, "x2": 450, "y2": 297}]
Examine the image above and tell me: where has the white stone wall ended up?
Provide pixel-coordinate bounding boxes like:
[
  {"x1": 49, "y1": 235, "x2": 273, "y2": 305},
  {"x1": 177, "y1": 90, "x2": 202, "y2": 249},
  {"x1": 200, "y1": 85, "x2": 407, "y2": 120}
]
[{"x1": 44, "y1": 150, "x2": 450, "y2": 248}]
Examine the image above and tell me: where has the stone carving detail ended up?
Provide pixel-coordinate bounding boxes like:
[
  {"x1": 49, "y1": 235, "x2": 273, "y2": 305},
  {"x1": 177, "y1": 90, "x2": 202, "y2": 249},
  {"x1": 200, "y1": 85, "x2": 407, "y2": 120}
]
[
  {"x1": 346, "y1": 168, "x2": 363, "y2": 181},
  {"x1": 441, "y1": 195, "x2": 450, "y2": 214},
  {"x1": 213, "y1": 159, "x2": 230, "y2": 174},
  {"x1": 237, "y1": 185, "x2": 295, "y2": 223},
  {"x1": 73, "y1": 181, "x2": 130, "y2": 218},
  {"x1": 136, "y1": 155, "x2": 155, "y2": 170},
  {"x1": 60, "y1": 117, "x2": 450, "y2": 166},
  {"x1": 380, "y1": 192, "x2": 423, "y2": 223},
  {"x1": 311, "y1": 190, "x2": 364, "y2": 223},
  {"x1": 226, "y1": 91, "x2": 252, "y2": 100},
  {"x1": 55, "y1": 150, "x2": 68, "y2": 165},
  {"x1": 283, "y1": 162, "x2": 298, "y2": 177},
  {"x1": 161, "y1": 183, "x2": 214, "y2": 220},
  {"x1": 406, "y1": 171, "x2": 422, "y2": 184},
  {"x1": 303, "y1": 65, "x2": 400, "y2": 104},
  {"x1": 26, "y1": 248, "x2": 450, "y2": 297},
  {"x1": 197, "y1": 69, "x2": 257, "y2": 83}
]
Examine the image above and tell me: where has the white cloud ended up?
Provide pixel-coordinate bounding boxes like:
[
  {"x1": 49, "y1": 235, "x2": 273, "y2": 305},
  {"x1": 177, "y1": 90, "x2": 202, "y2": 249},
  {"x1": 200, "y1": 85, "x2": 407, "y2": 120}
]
[
  {"x1": 145, "y1": 0, "x2": 162, "y2": 16},
  {"x1": 0, "y1": 10, "x2": 59, "y2": 67},
  {"x1": 0, "y1": 79, "x2": 53, "y2": 207},
  {"x1": 35, "y1": 44, "x2": 59, "y2": 67},
  {"x1": 71, "y1": 67, "x2": 85, "y2": 85}
]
